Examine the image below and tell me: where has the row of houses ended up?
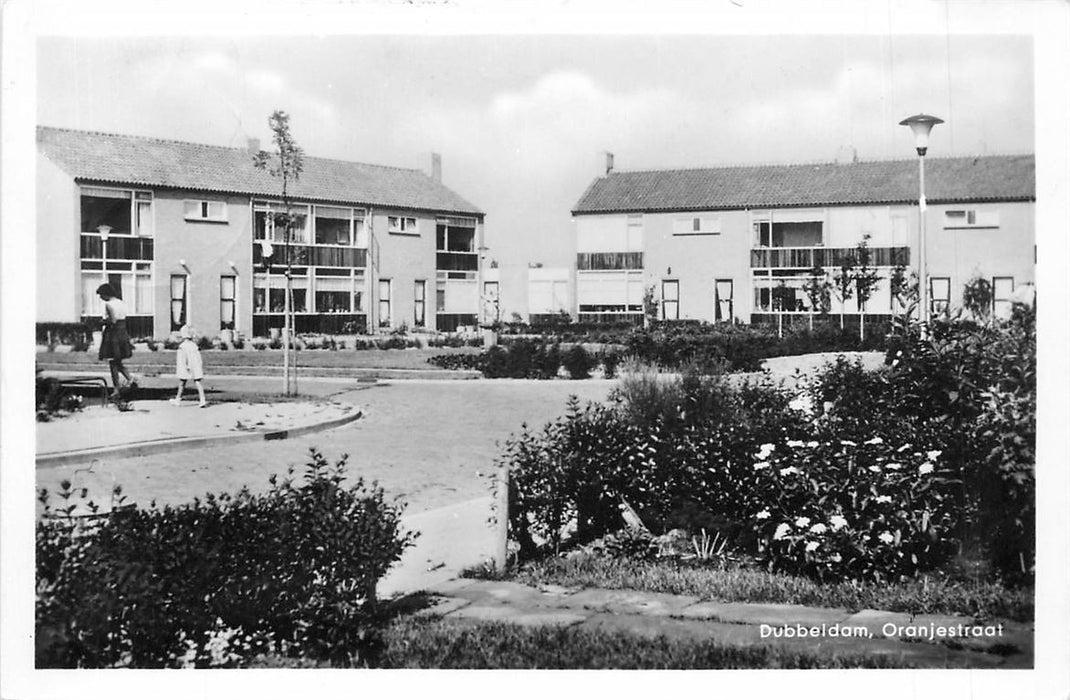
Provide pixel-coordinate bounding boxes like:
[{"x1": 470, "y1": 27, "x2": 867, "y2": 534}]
[{"x1": 35, "y1": 126, "x2": 1035, "y2": 339}]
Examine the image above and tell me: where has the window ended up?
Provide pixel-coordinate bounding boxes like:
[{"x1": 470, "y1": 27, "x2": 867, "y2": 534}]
[
  {"x1": 672, "y1": 216, "x2": 721, "y2": 235},
  {"x1": 930, "y1": 277, "x2": 951, "y2": 316},
  {"x1": 315, "y1": 274, "x2": 354, "y2": 313},
  {"x1": 752, "y1": 215, "x2": 823, "y2": 247},
  {"x1": 944, "y1": 209, "x2": 999, "y2": 229},
  {"x1": 378, "y1": 279, "x2": 392, "y2": 327},
  {"x1": 81, "y1": 187, "x2": 153, "y2": 236},
  {"x1": 314, "y1": 205, "x2": 362, "y2": 246},
  {"x1": 661, "y1": 280, "x2": 679, "y2": 320},
  {"x1": 170, "y1": 275, "x2": 188, "y2": 331},
  {"x1": 220, "y1": 276, "x2": 236, "y2": 330},
  {"x1": 715, "y1": 279, "x2": 734, "y2": 322},
  {"x1": 388, "y1": 216, "x2": 418, "y2": 234},
  {"x1": 992, "y1": 277, "x2": 1014, "y2": 317},
  {"x1": 436, "y1": 217, "x2": 477, "y2": 252},
  {"x1": 253, "y1": 202, "x2": 308, "y2": 243},
  {"x1": 253, "y1": 272, "x2": 308, "y2": 313},
  {"x1": 414, "y1": 280, "x2": 426, "y2": 327},
  {"x1": 436, "y1": 282, "x2": 446, "y2": 312},
  {"x1": 185, "y1": 200, "x2": 228, "y2": 222}
]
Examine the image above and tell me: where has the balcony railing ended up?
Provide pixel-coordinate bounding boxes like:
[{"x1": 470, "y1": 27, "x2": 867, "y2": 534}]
[
  {"x1": 436, "y1": 251, "x2": 479, "y2": 272},
  {"x1": 577, "y1": 251, "x2": 644, "y2": 271},
  {"x1": 80, "y1": 234, "x2": 154, "y2": 261},
  {"x1": 750, "y1": 246, "x2": 910, "y2": 269},
  {"x1": 253, "y1": 242, "x2": 367, "y2": 268}
]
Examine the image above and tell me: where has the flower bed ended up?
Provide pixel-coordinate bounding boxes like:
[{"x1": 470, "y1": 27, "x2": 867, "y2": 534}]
[{"x1": 498, "y1": 305, "x2": 1035, "y2": 585}]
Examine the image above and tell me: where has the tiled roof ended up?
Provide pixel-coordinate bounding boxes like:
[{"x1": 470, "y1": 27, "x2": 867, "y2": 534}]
[
  {"x1": 572, "y1": 155, "x2": 1035, "y2": 214},
  {"x1": 37, "y1": 126, "x2": 483, "y2": 216}
]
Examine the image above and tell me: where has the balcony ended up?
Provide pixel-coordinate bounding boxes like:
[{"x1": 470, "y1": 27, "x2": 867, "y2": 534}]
[
  {"x1": 253, "y1": 242, "x2": 367, "y2": 268},
  {"x1": 80, "y1": 234, "x2": 154, "y2": 261},
  {"x1": 436, "y1": 251, "x2": 479, "y2": 272},
  {"x1": 750, "y1": 246, "x2": 910, "y2": 269},
  {"x1": 577, "y1": 251, "x2": 644, "y2": 271}
]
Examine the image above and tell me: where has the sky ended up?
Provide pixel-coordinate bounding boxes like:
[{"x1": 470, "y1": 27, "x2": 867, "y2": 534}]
[{"x1": 37, "y1": 31, "x2": 1034, "y2": 271}]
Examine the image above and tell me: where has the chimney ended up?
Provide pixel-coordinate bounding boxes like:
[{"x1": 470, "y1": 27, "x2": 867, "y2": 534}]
[
  {"x1": 247, "y1": 137, "x2": 261, "y2": 155},
  {"x1": 834, "y1": 145, "x2": 857, "y2": 164},
  {"x1": 605, "y1": 151, "x2": 615, "y2": 175},
  {"x1": 431, "y1": 152, "x2": 442, "y2": 182}
]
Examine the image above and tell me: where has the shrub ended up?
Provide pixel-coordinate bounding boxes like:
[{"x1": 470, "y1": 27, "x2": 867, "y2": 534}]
[
  {"x1": 231, "y1": 335, "x2": 245, "y2": 350},
  {"x1": 563, "y1": 346, "x2": 593, "y2": 380},
  {"x1": 36, "y1": 449, "x2": 415, "y2": 668},
  {"x1": 499, "y1": 305, "x2": 1034, "y2": 585},
  {"x1": 601, "y1": 350, "x2": 622, "y2": 379},
  {"x1": 196, "y1": 336, "x2": 214, "y2": 351}
]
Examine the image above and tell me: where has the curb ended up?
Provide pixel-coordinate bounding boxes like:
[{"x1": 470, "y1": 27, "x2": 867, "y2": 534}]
[
  {"x1": 34, "y1": 363, "x2": 481, "y2": 381},
  {"x1": 36, "y1": 408, "x2": 363, "y2": 468}
]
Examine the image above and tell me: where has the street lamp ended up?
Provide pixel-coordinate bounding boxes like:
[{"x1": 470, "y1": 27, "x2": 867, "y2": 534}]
[{"x1": 899, "y1": 113, "x2": 943, "y2": 324}]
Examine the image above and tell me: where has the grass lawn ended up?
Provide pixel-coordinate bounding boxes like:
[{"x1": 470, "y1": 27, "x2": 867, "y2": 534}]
[
  {"x1": 247, "y1": 617, "x2": 919, "y2": 669},
  {"x1": 36, "y1": 346, "x2": 482, "y2": 372},
  {"x1": 502, "y1": 553, "x2": 1033, "y2": 623}
]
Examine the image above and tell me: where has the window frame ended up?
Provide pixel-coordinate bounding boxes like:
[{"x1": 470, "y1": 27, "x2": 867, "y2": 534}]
[
  {"x1": 219, "y1": 275, "x2": 237, "y2": 330},
  {"x1": 184, "y1": 199, "x2": 229, "y2": 223},
  {"x1": 929, "y1": 276, "x2": 952, "y2": 316},
  {"x1": 992, "y1": 276, "x2": 1015, "y2": 316},
  {"x1": 378, "y1": 278, "x2": 392, "y2": 328},
  {"x1": 414, "y1": 280, "x2": 426, "y2": 327},
  {"x1": 170, "y1": 274, "x2": 189, "y2": 331},
  {"x1": 661, "y1": 279, "x2": 680, "y2": 320},
  {"x1": 80, "y1": 186, "x2": 155, "y2": 237},
  {"x1": 388, "y1": 215, "x2": 419, "y2": 235},
  {"x1": 943, "y1": 208, "x2": 1000, "y2": 230},
  {"x1": 714, "y1": 278, "x2": 734, "y2": 322}
]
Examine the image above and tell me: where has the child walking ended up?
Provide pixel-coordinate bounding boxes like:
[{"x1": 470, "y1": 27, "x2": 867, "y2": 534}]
[{"x1": 171, "y1": 325, "x2": 208, "y2": 407}]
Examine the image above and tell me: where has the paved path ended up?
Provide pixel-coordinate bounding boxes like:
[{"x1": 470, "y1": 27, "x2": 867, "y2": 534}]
[
  {"x1": 36, "y1": 377, "x2": 615, "y2": 515},
  {"x1": 36, "y1": 393, "x2": 361, "y2": 467},
  {"x1": 413, "y1": 577, "x2": 1033, "y2": 669}
]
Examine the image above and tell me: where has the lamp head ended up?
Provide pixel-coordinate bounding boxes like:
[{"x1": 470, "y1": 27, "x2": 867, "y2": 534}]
[{"x1": 899, "y1": 113, "x2": 944, "y2": 156}]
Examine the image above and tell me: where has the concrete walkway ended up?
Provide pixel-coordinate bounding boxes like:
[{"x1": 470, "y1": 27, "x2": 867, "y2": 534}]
[
  {"x1": 413, "y1": 577, "x2": 1033, "y2": 668},
  {"x1": 36, "y1": 395, "x2": 361, "y2": 467}
]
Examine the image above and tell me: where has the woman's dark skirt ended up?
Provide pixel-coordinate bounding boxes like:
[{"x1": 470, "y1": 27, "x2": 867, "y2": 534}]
[{"x1": 98, "y1": 320, "x2": 133, "y2": 361}]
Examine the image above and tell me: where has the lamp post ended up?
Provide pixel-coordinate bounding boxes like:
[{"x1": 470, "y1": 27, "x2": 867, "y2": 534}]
[{"x1": 899, "y1": 113, "x2": 943, "y2": 325}]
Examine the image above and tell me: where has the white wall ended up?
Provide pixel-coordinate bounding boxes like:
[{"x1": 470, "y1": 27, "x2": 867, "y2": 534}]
[
  {"x1": 575, "y1": 214, "x2": 642, "y2": 252},
  {"x1": 36, "y1": 153, "x2": 80, "y2": 323}
]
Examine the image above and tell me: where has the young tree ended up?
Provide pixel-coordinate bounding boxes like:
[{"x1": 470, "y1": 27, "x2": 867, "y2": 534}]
[
  {"x1": 889, "y1": 262, "x2": 919, "y2": 329},
  {"x1": 803, "y1": 264, "x2": 832, "y2": 331},
  {"x1": 832, "y1": 250, "x2": 857, "y2": 331},
  {"x1": 962, "y1": 275, "x2": 994, "y2": 322},
  {"x1": 642, "y1": 285, "x2": 658, "y2": 329},
  {"x1": 253, "y1": 110, "x2": 305, "y2": 396},
  {"x1": 853, "y1": 234, "x2": 883, "y2": 342}
]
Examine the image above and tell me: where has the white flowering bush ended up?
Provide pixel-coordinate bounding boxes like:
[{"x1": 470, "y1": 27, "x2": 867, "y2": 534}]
[{"x1": 749, "y1": 437, "x2": 960, "y2": 581}]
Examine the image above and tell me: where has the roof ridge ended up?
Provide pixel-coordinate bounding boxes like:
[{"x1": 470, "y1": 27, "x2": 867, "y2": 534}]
[
  {"x1": 37, "y1": 125, "x2": 426, "y2": 175},
  {"x1": 606, "y1": 152, "x2": 1034, "y2": 176}
]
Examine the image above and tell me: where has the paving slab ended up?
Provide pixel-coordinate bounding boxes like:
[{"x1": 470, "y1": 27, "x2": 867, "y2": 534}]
[
  {"x1": 676, "y1": 601, "x2": 851, "y2": 626},
  {"x1": 565, "y1": 588, "x2": 701, "y2": 617},
  {"x1": 412, "y1": 596, "x2": 473, "y2": 618},
  {"x1": 446, "y1": 605, "x2": 587, "y2": 627}
]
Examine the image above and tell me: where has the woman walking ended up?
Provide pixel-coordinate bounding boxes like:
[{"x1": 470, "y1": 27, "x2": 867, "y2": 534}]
[{"x1": 95, "y1": 283, "x2": 135, "y2": 406}]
